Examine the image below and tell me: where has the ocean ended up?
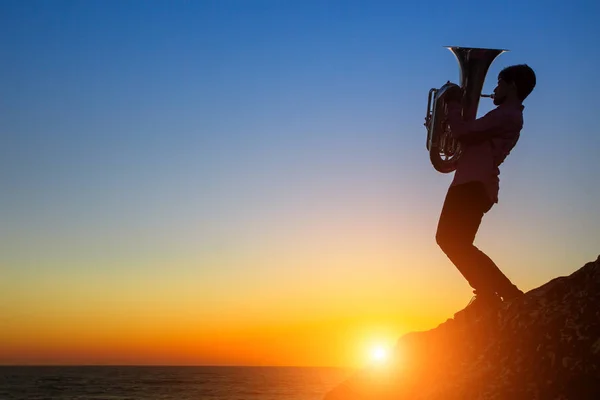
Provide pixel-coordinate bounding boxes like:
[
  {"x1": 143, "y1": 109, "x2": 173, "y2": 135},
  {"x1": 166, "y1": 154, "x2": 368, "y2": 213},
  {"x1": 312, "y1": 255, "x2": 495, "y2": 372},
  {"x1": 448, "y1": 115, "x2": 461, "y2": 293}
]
[{"x1": 0, "y1": 366, "x2": 355, "y2": 400}]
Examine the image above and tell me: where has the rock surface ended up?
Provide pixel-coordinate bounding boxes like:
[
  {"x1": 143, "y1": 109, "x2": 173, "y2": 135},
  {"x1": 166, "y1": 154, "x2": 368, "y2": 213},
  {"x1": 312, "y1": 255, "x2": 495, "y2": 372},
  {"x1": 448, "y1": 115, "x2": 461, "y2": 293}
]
[{"x1": 325, "y1": 256, "x2": 600, "y2": 400}]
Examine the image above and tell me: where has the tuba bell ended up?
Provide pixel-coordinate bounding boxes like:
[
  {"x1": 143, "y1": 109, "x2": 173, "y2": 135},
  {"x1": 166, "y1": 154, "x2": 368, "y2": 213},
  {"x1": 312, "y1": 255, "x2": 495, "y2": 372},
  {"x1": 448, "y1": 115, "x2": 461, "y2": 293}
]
[{"x1": 425, "y1": 46, "x2": 506, "y2": 173}]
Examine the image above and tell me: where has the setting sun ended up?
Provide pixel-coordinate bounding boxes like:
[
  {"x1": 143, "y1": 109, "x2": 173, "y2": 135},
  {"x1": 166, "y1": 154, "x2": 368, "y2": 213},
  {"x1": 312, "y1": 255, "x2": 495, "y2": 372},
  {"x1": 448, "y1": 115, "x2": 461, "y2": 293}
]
[{"x1": 370, "y1": 345, "x2": 390, "y2": 364}]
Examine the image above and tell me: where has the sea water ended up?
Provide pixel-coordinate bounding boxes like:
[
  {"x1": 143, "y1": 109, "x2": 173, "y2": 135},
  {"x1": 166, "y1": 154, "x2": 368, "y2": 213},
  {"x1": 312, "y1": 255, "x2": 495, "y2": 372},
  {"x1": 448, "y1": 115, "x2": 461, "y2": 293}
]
[{"x1": 0, "y1": 366, "x2": 355, "y2": 400}]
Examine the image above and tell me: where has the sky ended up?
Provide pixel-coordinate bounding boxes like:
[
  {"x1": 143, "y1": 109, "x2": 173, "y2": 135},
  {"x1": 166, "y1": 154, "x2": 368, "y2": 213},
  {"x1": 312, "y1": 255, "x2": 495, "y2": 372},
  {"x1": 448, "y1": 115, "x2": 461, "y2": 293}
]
[{"x1": 1, "y1": 0, "x2": 599, "y2": 368}]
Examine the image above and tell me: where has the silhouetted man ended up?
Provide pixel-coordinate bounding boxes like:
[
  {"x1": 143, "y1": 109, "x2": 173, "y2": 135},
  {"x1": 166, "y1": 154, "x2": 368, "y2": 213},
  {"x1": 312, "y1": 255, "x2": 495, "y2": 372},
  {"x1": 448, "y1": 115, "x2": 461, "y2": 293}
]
[{"x1": 435, "y1": 64, "x2": 536, "y2": 321}]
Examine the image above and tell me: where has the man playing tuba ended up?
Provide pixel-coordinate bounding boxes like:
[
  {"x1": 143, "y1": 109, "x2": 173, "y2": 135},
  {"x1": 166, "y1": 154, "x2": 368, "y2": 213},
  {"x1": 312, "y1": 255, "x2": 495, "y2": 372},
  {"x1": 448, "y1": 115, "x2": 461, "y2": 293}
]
[{"x1": 431, "y1": 64, "x2": 537, "y2": 321}]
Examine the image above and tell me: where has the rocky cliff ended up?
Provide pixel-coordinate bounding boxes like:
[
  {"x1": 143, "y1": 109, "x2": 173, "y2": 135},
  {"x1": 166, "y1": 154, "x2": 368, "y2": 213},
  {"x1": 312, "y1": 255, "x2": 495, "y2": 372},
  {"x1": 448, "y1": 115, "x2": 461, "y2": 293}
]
[{"x1": 325, "y1": 255, "x2": 600, "y2": 400}]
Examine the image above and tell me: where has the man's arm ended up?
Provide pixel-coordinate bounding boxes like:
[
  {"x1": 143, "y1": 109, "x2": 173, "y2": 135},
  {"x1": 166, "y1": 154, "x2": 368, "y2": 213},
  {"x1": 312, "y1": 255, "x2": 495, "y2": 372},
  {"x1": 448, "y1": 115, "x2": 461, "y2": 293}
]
[{"x1": 446, "y1": 102, "x2": 505, "y2": 145}]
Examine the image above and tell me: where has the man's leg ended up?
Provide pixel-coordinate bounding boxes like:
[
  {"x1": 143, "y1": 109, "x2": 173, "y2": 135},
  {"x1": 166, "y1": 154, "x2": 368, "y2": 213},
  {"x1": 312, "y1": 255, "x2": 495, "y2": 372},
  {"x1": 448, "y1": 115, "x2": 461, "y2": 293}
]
[
  {"x1": 435, "y1": 182, "x2": 492, "y2": 294},
  {"x1": 435, "y1": 182, "x2": 522, "y2": 301}
]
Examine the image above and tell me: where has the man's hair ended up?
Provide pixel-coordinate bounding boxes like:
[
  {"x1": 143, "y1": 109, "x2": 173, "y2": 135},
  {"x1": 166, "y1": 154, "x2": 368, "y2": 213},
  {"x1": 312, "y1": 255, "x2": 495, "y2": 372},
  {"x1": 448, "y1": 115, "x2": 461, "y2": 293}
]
[{"x1": 498, "y1": 64, "x2": 536, "y2": 101}]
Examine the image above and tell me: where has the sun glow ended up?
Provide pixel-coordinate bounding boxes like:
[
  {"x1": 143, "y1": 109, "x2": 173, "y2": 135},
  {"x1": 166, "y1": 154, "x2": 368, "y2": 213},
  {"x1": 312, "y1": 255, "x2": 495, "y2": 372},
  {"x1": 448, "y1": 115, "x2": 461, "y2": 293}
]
[{"x1": 370, "y1": 345, "x2": 390, "y2": 364}]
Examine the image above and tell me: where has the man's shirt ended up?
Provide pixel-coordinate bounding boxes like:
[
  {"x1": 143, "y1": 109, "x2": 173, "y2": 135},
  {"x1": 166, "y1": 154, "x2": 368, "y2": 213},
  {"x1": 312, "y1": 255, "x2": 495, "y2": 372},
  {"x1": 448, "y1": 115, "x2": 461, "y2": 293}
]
[{"x1": 446, "y1": 102, "x2": 525, "y2": 204}]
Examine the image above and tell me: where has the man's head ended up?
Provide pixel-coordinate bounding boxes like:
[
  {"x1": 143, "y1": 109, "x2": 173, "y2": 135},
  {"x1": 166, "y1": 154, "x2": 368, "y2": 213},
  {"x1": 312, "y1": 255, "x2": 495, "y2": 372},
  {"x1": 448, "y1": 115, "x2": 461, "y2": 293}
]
[{"x1": 493, "y1": 64, "x2": 536, "y2": 106}]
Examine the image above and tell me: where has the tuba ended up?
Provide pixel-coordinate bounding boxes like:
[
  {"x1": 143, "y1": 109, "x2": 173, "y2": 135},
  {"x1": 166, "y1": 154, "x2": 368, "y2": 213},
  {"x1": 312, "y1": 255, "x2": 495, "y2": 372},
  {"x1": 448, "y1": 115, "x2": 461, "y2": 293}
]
[{"x1": 425, "y1": 46, "x2": 506, "y2": 173}]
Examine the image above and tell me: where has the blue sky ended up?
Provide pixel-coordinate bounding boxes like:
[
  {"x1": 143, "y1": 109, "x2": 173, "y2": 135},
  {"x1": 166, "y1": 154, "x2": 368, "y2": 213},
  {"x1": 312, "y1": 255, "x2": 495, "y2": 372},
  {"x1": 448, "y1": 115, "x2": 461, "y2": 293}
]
[{"x1": 1, "y1": 0, "x2": 599, "y2": 365}]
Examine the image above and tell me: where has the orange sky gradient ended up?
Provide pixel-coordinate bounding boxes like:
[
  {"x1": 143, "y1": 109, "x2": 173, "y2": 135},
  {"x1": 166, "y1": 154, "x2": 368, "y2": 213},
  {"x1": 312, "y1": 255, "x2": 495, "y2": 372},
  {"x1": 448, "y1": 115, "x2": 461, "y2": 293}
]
[{"x1": 2, "y1": 247, "x2": 449, "y2": 368}]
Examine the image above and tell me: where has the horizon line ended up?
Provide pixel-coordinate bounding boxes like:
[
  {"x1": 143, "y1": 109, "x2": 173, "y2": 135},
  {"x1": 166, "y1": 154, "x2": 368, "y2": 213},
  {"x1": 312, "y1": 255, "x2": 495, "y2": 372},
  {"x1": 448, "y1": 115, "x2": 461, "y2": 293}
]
[{"x1": 0, "y1": 364, "x2": 357, "y2": 369}]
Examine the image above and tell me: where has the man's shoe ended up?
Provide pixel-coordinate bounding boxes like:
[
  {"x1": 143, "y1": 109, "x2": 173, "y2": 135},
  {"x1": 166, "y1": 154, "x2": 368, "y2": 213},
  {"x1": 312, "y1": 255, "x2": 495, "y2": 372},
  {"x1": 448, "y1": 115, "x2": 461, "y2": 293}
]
[
  {"x1": 500, "y1": 289, "x2": 525, "y2": 310},
  {"x1": 501, "y1": 288, "x2": 524, "y2": 302},
  {"x1": 453, "y1": 290, "x2": 502, "y2": 322}
]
